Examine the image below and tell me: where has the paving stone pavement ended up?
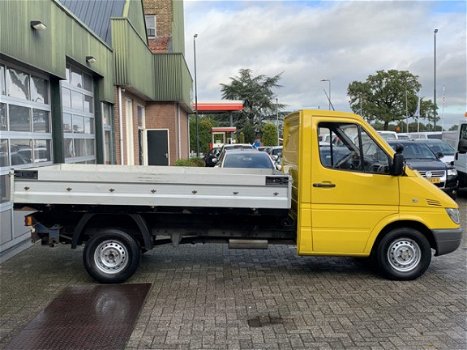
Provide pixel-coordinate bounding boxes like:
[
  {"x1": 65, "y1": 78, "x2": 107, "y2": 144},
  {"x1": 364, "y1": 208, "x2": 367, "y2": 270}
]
[{"x1": 1, "y1": 195, "x2": 466, "y2": 350}]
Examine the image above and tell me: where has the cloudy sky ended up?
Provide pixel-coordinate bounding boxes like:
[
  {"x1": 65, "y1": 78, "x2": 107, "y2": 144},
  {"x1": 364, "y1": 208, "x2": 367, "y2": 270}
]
[{"x1": 183, "y1": 0, "x2": 466, "y2": 129}]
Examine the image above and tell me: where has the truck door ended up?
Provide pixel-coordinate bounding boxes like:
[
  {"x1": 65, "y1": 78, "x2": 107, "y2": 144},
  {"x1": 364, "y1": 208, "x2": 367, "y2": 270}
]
[{"x1": 310, "y1": 121, "x2": 399, "y2": 254}]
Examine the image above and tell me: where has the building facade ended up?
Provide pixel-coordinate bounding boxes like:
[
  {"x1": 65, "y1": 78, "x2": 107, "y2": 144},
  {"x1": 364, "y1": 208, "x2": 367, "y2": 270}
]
[{"x1": 0, "y1": 0, "x2": 192, "y2": 260}]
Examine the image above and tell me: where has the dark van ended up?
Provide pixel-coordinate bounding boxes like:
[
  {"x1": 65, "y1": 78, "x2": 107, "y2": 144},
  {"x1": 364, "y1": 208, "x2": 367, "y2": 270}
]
[{"x1": 388, "y1": 140, "x2": 458, "y2": 198}]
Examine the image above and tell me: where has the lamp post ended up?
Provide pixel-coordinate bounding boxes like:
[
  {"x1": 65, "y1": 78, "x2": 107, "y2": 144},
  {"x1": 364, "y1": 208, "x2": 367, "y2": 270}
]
[
  {"x1": 321, "y1": 79, "x2": 331, "y2": 110},
  {"x1": 433, "y1": 28, "x2": 438, "y2": 130},
  {"x1": 193, "y1": 34, "x2": 199, "y2": 157},
  {"x1": 275, "y1": 98, "x2": 279, "y2": 146}
]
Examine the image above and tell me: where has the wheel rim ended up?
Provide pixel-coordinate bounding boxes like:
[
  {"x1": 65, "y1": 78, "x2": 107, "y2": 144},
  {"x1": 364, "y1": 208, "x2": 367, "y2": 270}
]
[
  {"x1": 387, "y1": 238, "x2": 421, "y2": 272},
  {"x1": 94, "y1": 240, "x2": 129, "y2": 275}
]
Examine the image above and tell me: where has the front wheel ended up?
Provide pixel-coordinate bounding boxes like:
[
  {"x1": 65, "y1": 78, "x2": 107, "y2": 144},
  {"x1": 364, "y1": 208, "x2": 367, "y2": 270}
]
[
  {"x1": 83, "y1": 229, "x2": 141, "y2": 283},
  {"x1": 374, "y1": 228, "x2": 432, "y2": 280}
]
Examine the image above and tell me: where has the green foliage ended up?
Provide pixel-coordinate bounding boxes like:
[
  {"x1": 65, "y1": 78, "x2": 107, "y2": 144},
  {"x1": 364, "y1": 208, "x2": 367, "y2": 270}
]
[
  {"x1": 175, "y1": 158, "x2": 204, "y2": 167},
  {"x1": 241, "y1": 120, "x2": 256, "y2": 144},
  {"x1": 348, "y1": 70, "x2": 431, "y2": 130},
  {"x1": 190, "y1": 116, "x2": 213, "y2": 154},
  {"x1": 238, "y1": 131, "x2": 245, "y2": 144},
  {"x1": 220, "y1": 68, "x2": 285, "y2": 137},
  {"x1": 262, "y1": 123, "x2": 278, "y2": 146}
]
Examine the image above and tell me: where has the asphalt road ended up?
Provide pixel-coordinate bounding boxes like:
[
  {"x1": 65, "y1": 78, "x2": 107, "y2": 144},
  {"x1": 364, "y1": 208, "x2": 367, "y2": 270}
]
[{"x1": 0, "y1": 194, "x2": 466, "y2": 350}]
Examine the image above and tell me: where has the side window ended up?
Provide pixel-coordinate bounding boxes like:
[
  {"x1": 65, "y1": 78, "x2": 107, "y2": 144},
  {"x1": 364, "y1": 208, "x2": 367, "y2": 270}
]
[{"x1": 318, "y1": 122, "x2": 390, "y2": 174}]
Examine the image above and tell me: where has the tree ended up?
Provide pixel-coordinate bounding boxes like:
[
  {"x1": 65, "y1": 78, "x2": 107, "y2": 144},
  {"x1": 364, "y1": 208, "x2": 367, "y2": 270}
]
[
  {"x1": 220, "y1": 69, "x2": 284, "y2": 133},
  {"x1": 261, "y1": 123, "x2": 278, "y2": 146},
  {"x1": 189, "y1": 116, "x2": 214, "y2": 155},
  {"x1": 348, "y1": 70, "x2": 423, "y2": 130}
]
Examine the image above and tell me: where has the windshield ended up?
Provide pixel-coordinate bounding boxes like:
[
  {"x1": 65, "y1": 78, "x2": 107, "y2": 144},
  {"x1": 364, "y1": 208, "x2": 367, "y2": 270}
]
[
  {"x1": 426, "y1": 142, "x2": 455, "y2": 156},
  {"x1": 223, "y1": 153, "x2": 274, "y2": 169},
  {"x1": 394, "y1": 143, "x2": 437, "y2": 160}
]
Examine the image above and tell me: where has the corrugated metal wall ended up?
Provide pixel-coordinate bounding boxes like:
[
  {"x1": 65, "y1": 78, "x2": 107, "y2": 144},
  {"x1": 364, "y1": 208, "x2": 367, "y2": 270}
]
[
  {"x1": 0, "y1": 0, "x2": 114, "y2": 102},
  {"x1": 153, "y1": 54, "x2": 192, "y2": 109},
  {"x1": 111, "y1": 18, "x2": 155, "y2": 99},
  {"x1": 123, "y1": 0, "x2": 148, "y2": 45},
  {"x1": 112, "y1": 18, "x2": 192, "y2": 109},
  {"x1": 171, "y1": 0, "x2": 185, "y2": 55}
]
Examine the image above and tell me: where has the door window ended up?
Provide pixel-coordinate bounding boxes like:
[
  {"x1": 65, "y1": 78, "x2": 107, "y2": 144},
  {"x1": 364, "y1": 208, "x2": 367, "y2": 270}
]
[{"x1": 318, "y1": 122, "x2": 390, "y2": 174}]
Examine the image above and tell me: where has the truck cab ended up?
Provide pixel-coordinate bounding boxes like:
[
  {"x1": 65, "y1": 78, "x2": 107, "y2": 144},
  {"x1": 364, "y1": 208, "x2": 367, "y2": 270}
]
[{"x1": 283, "y1": 110, "x2": 462, "y2": 280}]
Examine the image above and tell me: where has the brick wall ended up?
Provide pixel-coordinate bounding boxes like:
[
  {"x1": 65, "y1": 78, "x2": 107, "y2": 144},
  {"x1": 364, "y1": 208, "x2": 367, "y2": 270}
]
[
  {"x1": 143, "y1": 0, "x2": 172, "y2": 53},
  {"x1": 145, "y1": 102, "x2": 189, "y2": 165}
]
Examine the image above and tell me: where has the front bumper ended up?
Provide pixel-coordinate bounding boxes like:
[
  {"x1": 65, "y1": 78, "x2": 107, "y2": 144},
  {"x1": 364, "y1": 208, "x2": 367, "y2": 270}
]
[{"x1": 433, "y1": 228, "x2": 463, "y2": 256}]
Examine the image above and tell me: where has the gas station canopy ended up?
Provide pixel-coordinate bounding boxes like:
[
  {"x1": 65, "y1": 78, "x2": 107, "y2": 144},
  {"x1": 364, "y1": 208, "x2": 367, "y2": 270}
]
[{"x1": 193, "y1": 100, "x2": 244, "y2": 113}]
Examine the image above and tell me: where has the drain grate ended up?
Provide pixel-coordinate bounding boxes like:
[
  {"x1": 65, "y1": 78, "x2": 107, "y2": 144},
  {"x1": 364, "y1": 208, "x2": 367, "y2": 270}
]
[{"x1": 6, "y1": 283, "x2": 151, "y2": 350}]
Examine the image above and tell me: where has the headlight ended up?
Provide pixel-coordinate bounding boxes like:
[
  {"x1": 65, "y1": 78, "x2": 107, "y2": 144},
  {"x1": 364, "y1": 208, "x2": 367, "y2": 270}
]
[
  {"x1": 447, "y1": 168, "x2": 457, "y2": 176},
  {"x1": 446, "y1": 208, "x2": 460, "y2": 224}
]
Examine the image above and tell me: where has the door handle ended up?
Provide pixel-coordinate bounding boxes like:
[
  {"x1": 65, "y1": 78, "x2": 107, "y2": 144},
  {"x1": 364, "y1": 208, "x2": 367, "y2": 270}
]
[{"x1": 313, "y1": 182, "x2": 336, "y2": 188}]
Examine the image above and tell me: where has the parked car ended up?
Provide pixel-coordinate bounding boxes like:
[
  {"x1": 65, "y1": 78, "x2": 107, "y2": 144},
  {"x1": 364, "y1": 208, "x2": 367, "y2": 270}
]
[
  {"x1": 377, "y1": 131, "x2": 398, "y2": 141},
  {"x1": 215, "y1": 143, "x2": 255, "y2": 165},
  {"x1": 216, "y1": 149, "x2": 276, "y2": 169},
  {"x1": 204, "y1": 145, "x2": 222, "y2": 167},
  {"x1": 268, "y1": 146, "x2": 282, "y2": 160},
  {"x1": 387, "y1": 140, "x2": 458, "y2": 198},
  {"x1": 414, "y1": 139, "x2": 456, "y2": 166}
]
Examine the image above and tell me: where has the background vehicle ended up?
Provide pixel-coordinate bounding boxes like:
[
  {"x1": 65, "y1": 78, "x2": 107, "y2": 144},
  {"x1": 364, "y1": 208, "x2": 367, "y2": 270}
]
[
  {"x1": 387, "y1": 140, "x2": 458, "y2": 198},
  {"x1": 454, "y1": 121, "x2": 467, "y2": 188},
  {"x1": 204, "y1": 145, "x2": 222, "y2": 167},
  {"x1": 267, "y1": 146, "x2": 282, "y2": 161},
  {"x1": 414, "y1": 139, "x2": 456, "y2": 165},
  {"x1": 215, "y1": 143, "x2": 254, "y2": 164},
  {"x1": 13, "y1": 110, "x2": 461, "y2": 283},
  {"x1": 216, "y1": 149, "x2": 276, "y2": 169},
  {"x1": 377, "y1": 130, "x2": 398, "y2": 141}
]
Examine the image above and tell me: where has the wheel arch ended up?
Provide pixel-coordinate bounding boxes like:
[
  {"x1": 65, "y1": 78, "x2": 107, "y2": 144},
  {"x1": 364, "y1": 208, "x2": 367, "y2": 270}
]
[
  {"x1": 370, "y1": 220, "x2": 436, "y2": 256},
  {"x1": 72, "y1": 213, "x2": 153, "y2": 250}
]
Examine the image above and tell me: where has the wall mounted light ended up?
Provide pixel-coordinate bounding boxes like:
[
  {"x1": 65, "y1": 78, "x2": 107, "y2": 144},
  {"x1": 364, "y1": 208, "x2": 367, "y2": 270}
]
[
  {"x1": 30, "y1": 20, "x2": 47, "y2": 31},
  {"x1": 86, "y1": 56, "x2": 96, "y2": 64}
]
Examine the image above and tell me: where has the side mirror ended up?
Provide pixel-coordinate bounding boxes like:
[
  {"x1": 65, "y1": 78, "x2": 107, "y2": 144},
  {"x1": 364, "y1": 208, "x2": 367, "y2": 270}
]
[
  {"x1": 390, "y1": 146, "x2": 405, "y2": 176},
  {"x1": 436, "y1": 152, "x2": 444, "y2": 159},
  {"x1": 458, "y1": 139, "x2": 467, "y2": 154},
  {"x1": 212, "y1": 158, "x2": 218, "y2": 164}
]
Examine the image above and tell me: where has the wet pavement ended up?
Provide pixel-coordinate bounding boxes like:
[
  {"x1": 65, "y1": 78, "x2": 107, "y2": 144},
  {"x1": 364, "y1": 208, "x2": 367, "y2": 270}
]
[{"x1": 0, "y1": 194, "x2": 466, "y2": 350}]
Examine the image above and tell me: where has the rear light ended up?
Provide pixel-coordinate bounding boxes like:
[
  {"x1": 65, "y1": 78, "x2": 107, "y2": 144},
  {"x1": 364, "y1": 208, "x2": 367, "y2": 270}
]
[{"x1": 25, "y1": 215, "x2": 34, "y2": 226}]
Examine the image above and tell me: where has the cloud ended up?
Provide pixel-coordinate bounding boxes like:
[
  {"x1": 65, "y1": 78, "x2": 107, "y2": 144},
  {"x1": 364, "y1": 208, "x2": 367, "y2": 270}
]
[{"x1": 185, "y1": 0, "x2": 466, "y2": 127}]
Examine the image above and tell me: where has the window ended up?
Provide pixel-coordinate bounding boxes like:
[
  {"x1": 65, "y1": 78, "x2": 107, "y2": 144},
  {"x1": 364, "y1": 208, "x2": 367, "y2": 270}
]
[
  {"x1": 6, "y1": 68, "x2": 30, "y2": 100},
  {"x1": 145, "y1": 15, "x2": 156, "y2": 38},
  {"x1": 318, "y1": 122, "x2": 390, "y2": 174},
  {"x1": 0, "y1": 62, "x2": 52, "y2": 168},
  {"x1": 61, "y1": 63, "x2": 96, "y2": 163}
]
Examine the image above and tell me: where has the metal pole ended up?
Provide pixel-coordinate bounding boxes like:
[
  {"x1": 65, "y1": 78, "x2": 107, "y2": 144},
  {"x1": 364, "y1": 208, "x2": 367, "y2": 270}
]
[
  {"x1": 321, "y1": 79, "x2": 331, "y2": 110},
  {"x1": 433, "y1": 28, "x2": 438, "y2": 130},
  {"x1": 405, "y1": 89, "x2": 409, "y2": 133},
  {"x1": 276, "y1": 98, "x2": 279, "y2": 146},
  {"x1": 194, "y1": 34, "x2": 199, "y2": 157}
]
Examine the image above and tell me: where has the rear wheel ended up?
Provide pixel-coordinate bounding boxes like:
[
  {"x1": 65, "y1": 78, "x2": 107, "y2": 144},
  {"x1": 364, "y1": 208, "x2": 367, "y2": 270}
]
[
  {"x1": 83, "y1": 229, "x2": 140, "y2": 283},
  {"x1": 374, "y1": 227, "x2": 432, "y2": 280}
]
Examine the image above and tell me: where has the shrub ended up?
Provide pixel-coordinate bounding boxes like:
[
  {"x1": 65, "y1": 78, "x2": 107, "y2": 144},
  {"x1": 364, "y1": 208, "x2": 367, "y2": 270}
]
[{"x1": 175, "y1": 158, "x2": 204, "y2": 167}]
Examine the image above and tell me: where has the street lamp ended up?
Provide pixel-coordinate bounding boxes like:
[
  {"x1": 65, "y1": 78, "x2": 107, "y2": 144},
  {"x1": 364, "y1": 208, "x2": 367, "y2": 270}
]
[
  {"x1": 433, "y1": 28, "x2": 438, "y2": 130},
  {"x1": 193, "y1": 34, "x2": 199, "y2": 157},
  {"x1": 321, "y1": 79, "x2": 331, "y2": 110},
  {"x1": 275, "y1": 98, "x2": 279, "y2": 146}
]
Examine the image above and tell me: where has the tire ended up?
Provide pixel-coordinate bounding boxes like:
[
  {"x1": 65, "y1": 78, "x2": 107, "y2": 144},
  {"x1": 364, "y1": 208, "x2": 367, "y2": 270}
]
[
  {"x1": 374, "y1": 227, "x2": 432, "y2": 280},
  {"x1": 83, "y1": 228, "x2": 141, "y2": 283}
]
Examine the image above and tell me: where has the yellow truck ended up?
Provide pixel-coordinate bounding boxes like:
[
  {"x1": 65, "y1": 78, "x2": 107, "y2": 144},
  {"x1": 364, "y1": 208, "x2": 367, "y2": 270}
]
[{"x1": 13, "y1": 110, "x2": 462, "y2": 283}]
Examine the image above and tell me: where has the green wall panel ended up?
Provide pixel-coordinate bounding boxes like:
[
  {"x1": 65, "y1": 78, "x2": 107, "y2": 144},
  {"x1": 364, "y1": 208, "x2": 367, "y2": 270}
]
[
  {"x1": 111, "y1": 18, "x2": 155, "y2": 99},
  {"x1": 123, "y1": 0, "x2": 147, "y2": 45},
  {"x1": 0, "y1": 0, "x2": 114, "y2": 103}
]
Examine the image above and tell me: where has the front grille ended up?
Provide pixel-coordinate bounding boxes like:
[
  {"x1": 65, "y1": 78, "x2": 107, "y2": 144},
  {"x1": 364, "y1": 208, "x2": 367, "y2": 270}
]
[{"x1": 418, "y1": 170, "x2": 445, "y2": 178}]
